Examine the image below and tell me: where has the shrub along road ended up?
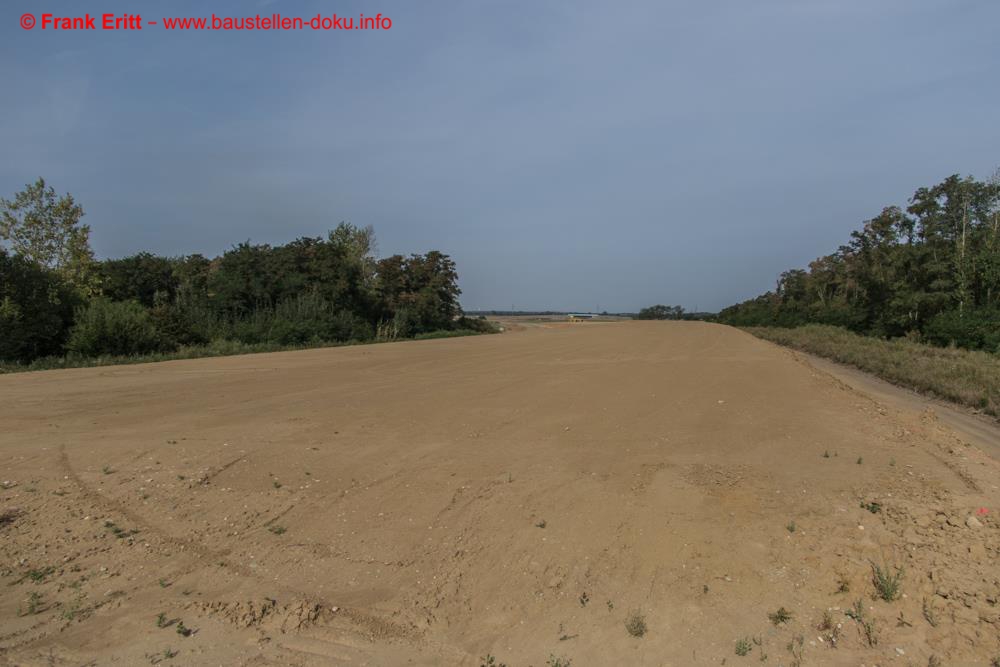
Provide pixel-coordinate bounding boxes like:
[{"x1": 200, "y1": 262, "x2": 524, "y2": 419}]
[{"x1": 1, "y1": 321, "x2": 998, "y2": 665}]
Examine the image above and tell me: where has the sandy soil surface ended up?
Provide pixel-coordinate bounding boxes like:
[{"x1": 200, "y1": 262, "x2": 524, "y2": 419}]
[{"x1": 1, "y1": 322, "x2": 998, "y2": 666}]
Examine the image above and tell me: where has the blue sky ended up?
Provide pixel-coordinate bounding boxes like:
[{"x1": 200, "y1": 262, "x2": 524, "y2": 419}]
[{"x1": 2, "y1": 0, "x2": 998, "y2": 312}]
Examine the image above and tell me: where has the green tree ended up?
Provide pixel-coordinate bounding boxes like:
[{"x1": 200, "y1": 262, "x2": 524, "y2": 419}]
[
  {"x1": 0, "y1": 178, "x2": 97, "y2": 294},
  {"x1": 98, "y1": 252, "x2": 179, "y2": 307}
]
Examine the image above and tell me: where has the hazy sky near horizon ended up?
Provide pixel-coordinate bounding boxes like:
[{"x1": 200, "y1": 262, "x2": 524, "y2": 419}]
[{"x1": 3, "y1": 0, "x2": 998, "y2": 312}]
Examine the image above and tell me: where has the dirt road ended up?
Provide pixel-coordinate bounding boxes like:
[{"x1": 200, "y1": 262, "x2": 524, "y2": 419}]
[{"x1": 2, "y1": 322, "x2": 998, "y2": 665}]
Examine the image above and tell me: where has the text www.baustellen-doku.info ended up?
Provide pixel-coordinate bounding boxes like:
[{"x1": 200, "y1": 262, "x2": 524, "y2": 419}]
[{"x1": 19, "y1": 12, "x2": 392, "y2": 32}]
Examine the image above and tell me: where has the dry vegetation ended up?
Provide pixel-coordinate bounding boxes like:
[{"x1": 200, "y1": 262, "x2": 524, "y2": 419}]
[{"x1": 746, "y1": 324, "x2": 1000, "y2": 416}]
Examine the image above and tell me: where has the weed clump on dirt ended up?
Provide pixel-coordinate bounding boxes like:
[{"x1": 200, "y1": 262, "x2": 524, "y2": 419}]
[
  {"x1": 871, "y1": 562, "x2": 903, "y2": 601},
  {"x1": 787, "y1": 634, "x2": 805, "y2": 666},
  {"x1": 846, "y1": 599, "x2": 878, "y2": 647},
  {"x1": 624, "y1": 610, "x2": 647, "y2": 637},
  {"x1": 735, "y1": 637, "x2": 752, "y2": 656},
  {"x1": 104, "y1": 520, "x2": 138, "y2": 539},
  {"x1": 18, "y1": 591, "x2": 43, "y2": 616},
  {"x1": 268, "y1": 525, "x2": 287, "y2": 535},
  {"x1": 768, "y1": 606, "x2": 793, "y2": 625},
  {"x1": 1, "y1": 508, "x2": 22, "y2": 528},
  {"x1": 479, "y1": 655, "x2": 507, "y2": 667},
  {"x1": 922, "y1": 597, "x2": 939, "y2": 627},
  {"x1": 860, "y1": 500, "x2": 882, "y2": 514}
]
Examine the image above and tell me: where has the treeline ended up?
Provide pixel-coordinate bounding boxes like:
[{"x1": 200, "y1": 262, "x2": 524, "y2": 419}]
[
  {"x1": 635, "y1": 304, "x2": 685, "y2": 320},
  {"x1": 0, "y1": 179, "x2": 491, "y2": 365},
  {"x1": 718, "y1": 172, "x2": 1000, "y2": 352}
]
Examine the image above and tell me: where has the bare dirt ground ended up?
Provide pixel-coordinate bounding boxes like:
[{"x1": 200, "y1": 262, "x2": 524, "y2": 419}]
[{"x1": 1, "y1": 321, "x2": 998, "y2": 666}]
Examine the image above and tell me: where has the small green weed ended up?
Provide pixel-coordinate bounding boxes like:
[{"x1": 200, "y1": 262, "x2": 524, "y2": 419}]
[
  {"x1": 871, "y1": 562, "x2": 903, "y2": 601},
  {"x1": 768, "y1": 606, "x2": 793, "y2": 625}
]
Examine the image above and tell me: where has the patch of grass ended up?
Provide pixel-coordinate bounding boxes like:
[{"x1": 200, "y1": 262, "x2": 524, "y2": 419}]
[
  {"x1": 19, "y1": 591, "x2": 44, "y2": 616},
  {"x1": 735, "y1": 637, "x2": 752, "y2": 656},
  {"x1": 744, "y1": 324, "x2": 1000, "y2": 417},
  {"x1": 823, "y1": 450, "x2": 830, "y2": 458},
  {"x1": 845, "y1": 599, "x2": 878, "y2": 647},
  {"x1": 546, "y1": 655, "x2": 571, "y2": 667},
  {"x1": 156, "y1": 612, "x2": 169, "y2": 628},
  {"x1": 272, "y1": 479, "x2": 282, "y2": 489},
  {"x1": 922, "y1": 597, "x2": 939, "y2": 627},
  {"x1": 857, "y1": 456, "x2": 863, "y2": 465},
  {"x1": 860, "y1": 500, "x2": 882, "y2": 514},
  {"x1": 835, "y1": 573, "x2": 851, "y2": 594},
  {"x1": 102, "y1": 465, "x2": 114, "y2": 475},
  {"x1": 479, "y1": 656, "x2": 507, "y2": 667},
  {"x1": 535, "y1": 519, "x2": 547, "y2": 528},
  {"x1": 268, "y1": 525, "x2": 287, "y2": 535},
  {"x1": 27, "y1": 566, "x2": 55, "y2": 582},
  {"x1": 786, "y1": 521, "x2": 796, "y2": 533},
  {"x1": 624, "y1": 610, "x2": 647, "y2": 637},
  {"x1": 818, "y1": 610, "x2": 841, "y2": 647},
  {"x1": 871, "y1": 562, "x2": 904, "y2": 601},
  {"x1": 786, "y1": 634, "x2": 805, "y2": 667},
  {"x1": 578, "y1": 591, "x2": 589, "y2": 607},
  {"x1": 175, "y1": 621, "x2": 193, "y2": 637},
  {"x1": 61, "y1": 606, "x2": 81, "y2": 622},
  {"x1": 768, "y1": 606, "x2": 793, "y2": 625},
  {"x1": 104, "y1": 520, "x2": 139, "y2": 539}
]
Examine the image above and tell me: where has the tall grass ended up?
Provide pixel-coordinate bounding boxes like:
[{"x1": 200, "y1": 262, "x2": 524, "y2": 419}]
[
  {"x1": 746, "y1": 324, "x2": 1000, "y2": 416},
  {"x1": 0, "y1": 328, "x2": 494, "y2": 375}
]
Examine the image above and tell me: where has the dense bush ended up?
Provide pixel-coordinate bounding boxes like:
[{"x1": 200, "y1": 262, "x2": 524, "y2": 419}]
[
  {"x1": 228, "y1": 293, "x2": 373, "y2": 345},
  {"x1": 0, "y1": 249, "x2": 80, "y2": 361},
  {"x1": 67, "y1": 298, "x2": 170, "y2": 357},
  {"x1": 923, "y1": 309, "x2": 1000, "y2": 352}
]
